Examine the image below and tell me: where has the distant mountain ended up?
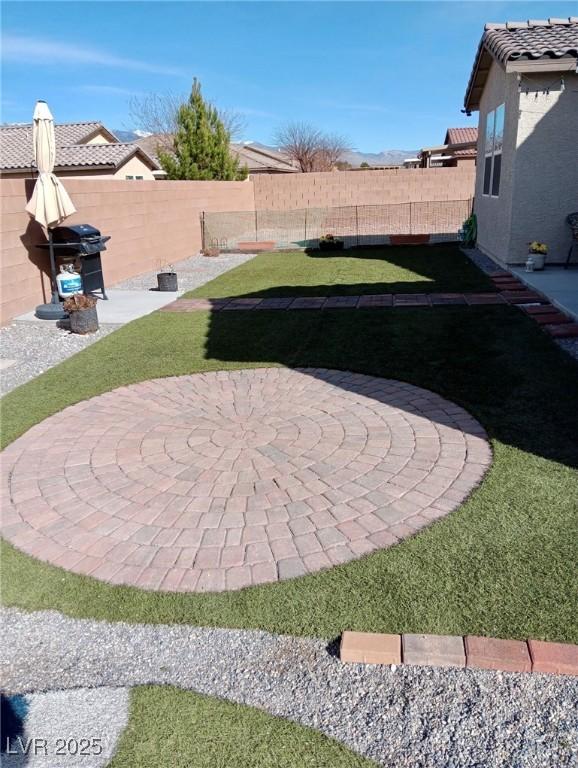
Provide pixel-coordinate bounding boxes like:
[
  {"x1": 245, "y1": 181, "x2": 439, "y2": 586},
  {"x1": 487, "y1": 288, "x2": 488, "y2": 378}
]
[
  {"x1": 251, "y1": 142, "x2": 418, "y2": 168},
  {"x1": 112, "y1": 129, "x2": 144, "y2": 142},
  {"x1": 342, "y1": 149, "x2": 418, "y2": 167},
  {"x1": 114, "y1": 133, "x2": 417, "y2": 167}
]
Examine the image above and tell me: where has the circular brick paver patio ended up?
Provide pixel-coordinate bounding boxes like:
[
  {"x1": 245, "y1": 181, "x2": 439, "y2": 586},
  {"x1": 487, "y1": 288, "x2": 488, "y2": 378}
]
[{"x1": 1, "y1": 368, "x2": 491, "y2": 592}]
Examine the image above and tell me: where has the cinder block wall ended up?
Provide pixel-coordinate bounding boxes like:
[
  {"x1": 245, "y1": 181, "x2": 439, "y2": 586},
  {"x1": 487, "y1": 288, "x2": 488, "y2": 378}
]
[
  {"x1": 0, "y1": 178, "x2": 255, "y2": 325},
  {"x1": 253, "y1": 167, "x2": 476, "y2": 210}
]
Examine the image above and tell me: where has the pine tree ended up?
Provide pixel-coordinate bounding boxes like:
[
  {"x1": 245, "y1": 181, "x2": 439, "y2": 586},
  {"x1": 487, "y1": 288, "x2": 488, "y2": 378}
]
[{"x1": 158, "y1": 79, "x2": 247, "y2": 181}]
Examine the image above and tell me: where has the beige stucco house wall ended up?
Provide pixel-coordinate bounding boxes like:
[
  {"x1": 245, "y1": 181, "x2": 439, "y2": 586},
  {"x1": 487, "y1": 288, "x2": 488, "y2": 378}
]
[
  {"x1": 114, "y1": 154, "x2": 157, "y2": 180},
  {"x1": 475, "y1": 61, "x2": 578, "y2": 265},
  {"x1": 30, "y1": 154, "x2": 158, "y2": 180}
]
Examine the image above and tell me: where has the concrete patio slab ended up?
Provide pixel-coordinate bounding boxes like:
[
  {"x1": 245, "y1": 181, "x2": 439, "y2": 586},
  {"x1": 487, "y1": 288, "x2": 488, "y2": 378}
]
[{"x1": 511, "y1": 266, "x2": 578, "y2": 321}]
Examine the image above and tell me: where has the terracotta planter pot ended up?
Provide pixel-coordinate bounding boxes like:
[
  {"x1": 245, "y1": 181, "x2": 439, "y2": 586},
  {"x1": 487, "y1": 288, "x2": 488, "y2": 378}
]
[{"x1": 390, "y1": 234, "x2": 430, "y2": 245}]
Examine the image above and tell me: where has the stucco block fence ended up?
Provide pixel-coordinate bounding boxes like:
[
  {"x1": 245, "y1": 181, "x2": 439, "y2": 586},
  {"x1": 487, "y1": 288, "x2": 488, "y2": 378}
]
[
  {"x1": 0, "y1": 167, "x2": 475, "y2": 325},
  {"x1": 0, "y1": 177, "x2": 254, "y2": 325}
]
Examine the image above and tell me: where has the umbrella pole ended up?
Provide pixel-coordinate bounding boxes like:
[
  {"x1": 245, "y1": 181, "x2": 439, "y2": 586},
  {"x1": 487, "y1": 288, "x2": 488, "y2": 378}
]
[
  {"x1": 48, "y1": 229, "x2": 60, "y2": 304},
  {"x1": 34, "y1": 230, "x2": 66, "y2": 320}
]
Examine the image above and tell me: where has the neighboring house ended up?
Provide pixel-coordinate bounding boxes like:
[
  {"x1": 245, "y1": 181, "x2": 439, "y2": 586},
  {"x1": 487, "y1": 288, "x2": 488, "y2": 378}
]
[
  {"x1": 0, "y1": 121, "x2": 163, "y2": 180},
  {"x1": 418, "y1": 127, "x2": 478, "y2": 168},
  {"x1": 135, "y1": 134, "x2": 298, "y2": 175},
  {"x1": 464, "y1": 17, "x2": 578, "y2": 265},
  {"x1": 230, "y1": 142, "x2": 299, "y2": 174}
]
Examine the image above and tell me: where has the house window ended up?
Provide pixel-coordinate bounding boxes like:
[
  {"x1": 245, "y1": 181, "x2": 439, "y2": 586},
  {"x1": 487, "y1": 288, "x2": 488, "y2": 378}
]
[
  {"x1": 482, "y1": 104, "x2": 504, "y2": 197},
  {"x1": 126, "y1": 175, "x2": 134, "y2": 180}
]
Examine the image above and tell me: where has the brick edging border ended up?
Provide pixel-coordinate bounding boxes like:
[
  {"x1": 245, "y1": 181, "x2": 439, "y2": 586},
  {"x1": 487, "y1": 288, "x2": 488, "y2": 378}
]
[{"x1": 340, "y1": 631, "x2": 578, "y2": 676}]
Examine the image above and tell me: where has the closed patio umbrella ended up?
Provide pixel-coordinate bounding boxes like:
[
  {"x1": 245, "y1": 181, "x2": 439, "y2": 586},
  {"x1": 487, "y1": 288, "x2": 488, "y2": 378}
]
[
  {"x1": 25, "y1": 100, "x2": 76, "y2": 227},
  {"x1": 25, "y1": 100, "x2": 76, "y2": 318}
]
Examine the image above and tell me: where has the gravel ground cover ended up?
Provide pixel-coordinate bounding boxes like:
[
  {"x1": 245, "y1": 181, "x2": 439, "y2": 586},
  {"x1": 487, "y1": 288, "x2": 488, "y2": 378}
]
[
  {"x1": 113, "y1": 252, "x2": 256, "y2": 293},
  {"x1": 2, "y1": 687, "x2": 129, "y2": 767},
  {"x1": 2, "y1": 607, "x2": 577, "y2": 768},
  {"x1": 461, "y1": 247, "x2": 503, "y2": 276},
  {"x1": 0, "y1": 323, "x2": 120, "y2": 396},
  {"x1": 0, "y1": 253, "x2": 256, "y2": 396}
]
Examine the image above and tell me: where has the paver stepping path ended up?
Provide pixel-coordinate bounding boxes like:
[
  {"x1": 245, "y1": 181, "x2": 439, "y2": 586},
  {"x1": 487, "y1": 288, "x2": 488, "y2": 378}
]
[{"x1": 1, "y1": 368, "x2": 491, "y2": 592}]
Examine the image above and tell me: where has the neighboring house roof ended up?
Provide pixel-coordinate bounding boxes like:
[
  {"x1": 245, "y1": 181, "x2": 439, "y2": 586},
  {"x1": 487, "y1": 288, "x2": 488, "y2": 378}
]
[
  {"x1": 54, "y1": 143, "x2": 158, "y2": 170},
  {"x1": 133, "y1": 134, "x2": 173, "y2": 167},
  {"x1": 54, "y1": 122, "x2": 119, "y2": 145},
  {"x1": 133, "y1": 135, "x2": 299, "y2": 173},
  {"x1": 0, "y1": 122, "x2": 159, "y2": 172},
  {"x1": 443, "y1": 127, "x2": 478, "y2": 157},
  {"x1": 464, "y1": 17, "x2": 578, "y2": 111},
  {"x1": 230, "y1": 142, "x2": 298, "y2": 173}
]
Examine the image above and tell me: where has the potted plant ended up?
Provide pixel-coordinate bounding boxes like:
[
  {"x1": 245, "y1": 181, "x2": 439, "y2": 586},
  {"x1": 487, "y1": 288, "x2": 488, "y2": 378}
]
[
  {"x1": 63, "y1": 293, "x2": 99, "y2": 334},
  {"x1": 157, "y1": 261, "x2": 178, "y2": 292},
  {"x1": 202, "y1": 246, "x2": 220, "y2": 258},
  {"x1": 319, "y1": 233, "x2": 344, "y2": 251},
  {"x1": 528, "y1": 241, "x2": 548, "y2": 270}
]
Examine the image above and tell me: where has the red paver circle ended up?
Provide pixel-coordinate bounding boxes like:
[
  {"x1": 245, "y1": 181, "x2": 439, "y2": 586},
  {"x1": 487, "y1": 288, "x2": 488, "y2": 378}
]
[{"x1": 0, "y1": 368, "x2": 491, "y2": 592}]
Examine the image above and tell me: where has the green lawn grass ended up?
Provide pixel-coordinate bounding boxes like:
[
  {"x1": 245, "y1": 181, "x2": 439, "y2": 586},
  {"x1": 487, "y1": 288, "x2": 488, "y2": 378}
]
[
  {"x1": 2, "y1": 305, "x2": 577, "y2": 643},
  {"x1": 109, "y1": 686, "x2": 374, "y2": 768},
  {"x1": 185, "y1": 244, "x2": 494, "y2": 298}
]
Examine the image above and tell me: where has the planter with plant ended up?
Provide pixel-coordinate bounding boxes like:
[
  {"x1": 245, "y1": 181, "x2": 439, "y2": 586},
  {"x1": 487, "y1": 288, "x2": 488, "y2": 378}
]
[
  {"x1": 319, "y1": 234, "x2": 344, "y2": 251},
  {"x1": 528, "y1": 241, "x2": 548, "y2": 270},
  {"x1": 157, "y1": 261, "x2": 178, "y2": 292},
  {"x1": 202, "y1": 247, "x2": 220, "y2": 258},
  {"x1": 63, "y1": 293, "x2": 99, "y2": 334}
]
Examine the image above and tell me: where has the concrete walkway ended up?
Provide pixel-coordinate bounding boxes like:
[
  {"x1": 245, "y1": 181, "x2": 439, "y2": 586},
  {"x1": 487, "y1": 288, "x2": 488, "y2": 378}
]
[
  {"x1": 15, "y1": 288, "x2": 174, "y2": 326},
  {"x1": 0, "y1": 253, "x2": 255, "y2": 395},
  {"x1": 511, "y1": 265, "x2": 578, "y2": 321}
]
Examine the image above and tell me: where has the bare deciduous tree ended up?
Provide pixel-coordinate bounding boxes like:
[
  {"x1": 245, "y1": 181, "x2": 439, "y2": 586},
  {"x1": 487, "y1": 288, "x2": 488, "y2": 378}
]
[
  {"x1": 315, "y1": 133, "x2": 351, "y2": 171},
  {"x1": 273, "y1": 122, "x2": 323, "y2": 172},
  {"x1": 274, "y1": 121, "x2": 350, "y2": 172},
  {"x1": 128, "y1": 91, "x2": 180, "y2": 153},
  {"x1": 128, "y1": 90, "x2": 246, "y2": 156}
]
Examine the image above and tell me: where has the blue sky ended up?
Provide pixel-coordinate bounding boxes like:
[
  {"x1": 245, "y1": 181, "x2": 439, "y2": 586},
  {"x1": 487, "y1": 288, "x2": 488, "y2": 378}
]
[{"x1": 2, "y1": 2, "x2": 576, "y2": 151}]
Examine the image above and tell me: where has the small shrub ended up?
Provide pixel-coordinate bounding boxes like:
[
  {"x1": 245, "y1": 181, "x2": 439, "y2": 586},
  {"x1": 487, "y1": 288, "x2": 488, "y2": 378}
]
[{"x1": 63, "y1": 294, "x2": 97, "y2": 312}]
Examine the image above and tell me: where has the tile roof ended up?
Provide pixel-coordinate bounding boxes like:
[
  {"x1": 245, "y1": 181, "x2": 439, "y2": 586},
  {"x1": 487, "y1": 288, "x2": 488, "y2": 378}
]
[
  {"x1": 132, "y1": 135, "x2": 297, "y2": 173},
  {"x1": 464, "y1": 18, "x2": 578, "y2": 111},
  {"x1": 445, "y1": 127, "x2": 478, "y2": 145},
  {"x1": 231, "y1": 143, "x2": 298, "y2": 173},
  {"x1": 0, "y1": 122, "x2": 158, "y2": 171},
  {"x1": 444, "y1": 127, "x2": 478, "y2": 157},
  {"x1": 483, "y1": 18, "x2": 578, "y2": 64}
]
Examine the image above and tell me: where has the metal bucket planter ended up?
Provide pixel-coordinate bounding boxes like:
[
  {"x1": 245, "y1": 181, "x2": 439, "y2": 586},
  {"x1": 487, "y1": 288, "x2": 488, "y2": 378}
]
[
  {"x1": 157, "y1": 272, "x2": 178, "y2": 292},
  {"x1": 69, "y1": 306, "x2": 99, "y2": 334}
]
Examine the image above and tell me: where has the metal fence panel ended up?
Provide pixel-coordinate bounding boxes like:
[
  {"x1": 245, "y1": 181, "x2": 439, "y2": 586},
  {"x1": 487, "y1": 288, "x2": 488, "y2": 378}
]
[{"x1": 202, "y1": 199, "x2": 472, "y2": 251}]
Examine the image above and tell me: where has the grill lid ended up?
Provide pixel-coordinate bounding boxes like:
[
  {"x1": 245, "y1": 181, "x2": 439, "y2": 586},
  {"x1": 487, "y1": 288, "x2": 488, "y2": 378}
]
[{"x1": 51, "y1": 224, "x2": 101, "y2": 243}]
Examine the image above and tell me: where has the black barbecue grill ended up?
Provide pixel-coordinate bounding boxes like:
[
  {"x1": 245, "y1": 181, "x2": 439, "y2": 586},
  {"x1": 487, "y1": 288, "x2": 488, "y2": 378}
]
[{"x1": 37, "y1": 224, "x2": 110, "y2": 308}]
